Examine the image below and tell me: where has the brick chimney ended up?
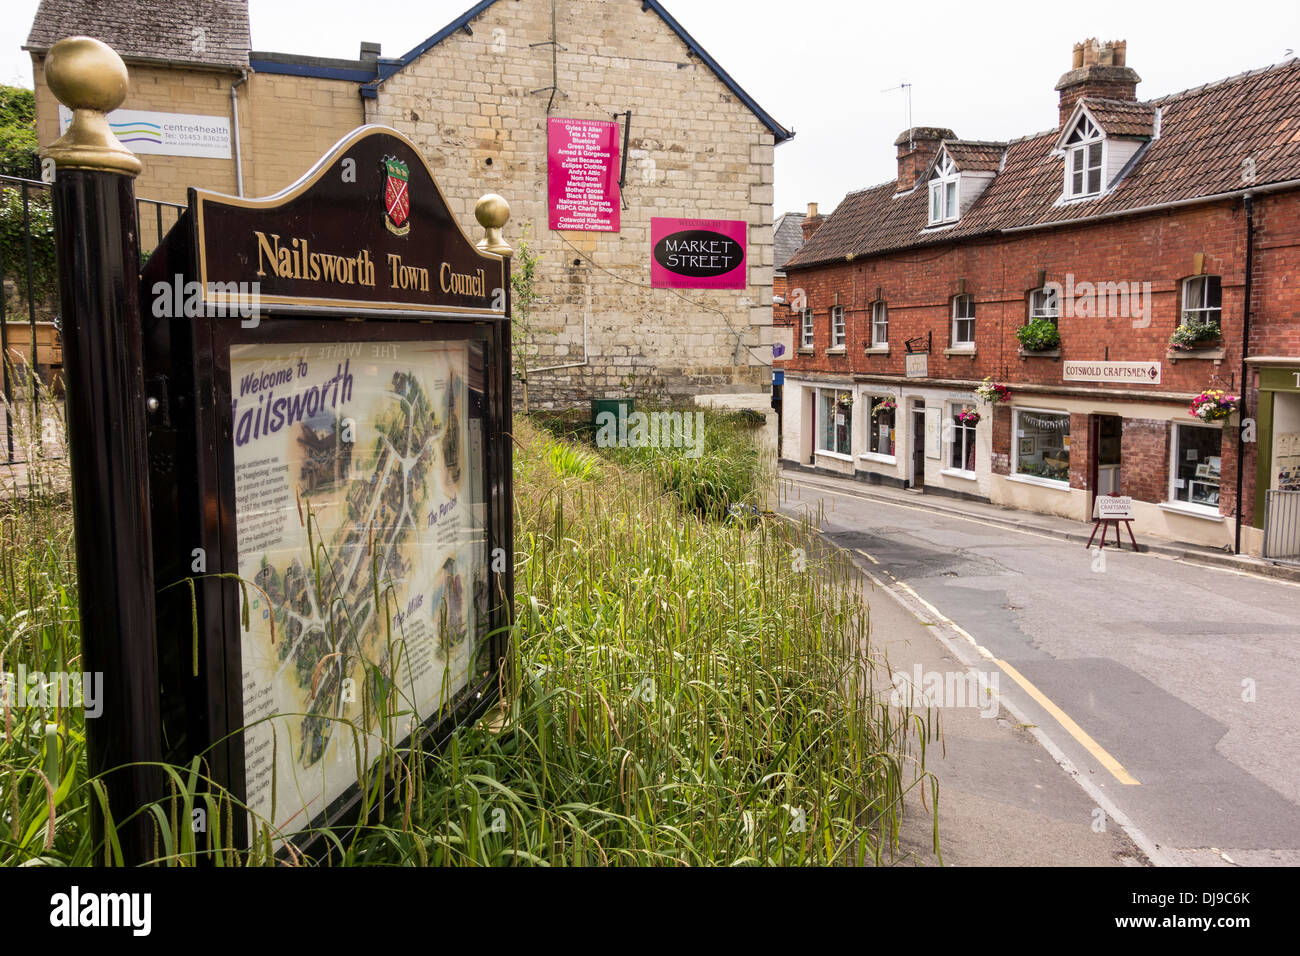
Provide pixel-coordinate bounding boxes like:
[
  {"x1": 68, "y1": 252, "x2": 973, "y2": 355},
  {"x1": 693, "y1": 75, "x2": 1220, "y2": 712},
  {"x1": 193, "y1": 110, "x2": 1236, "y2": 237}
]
[
  {"x1": 801, "y1": 202, "x2": 824, "y2": 241},
  {"x1": 1055, "y1": 39, "x2": 1140, "y2": 127},
  {"x1": 895, "y1": 127, "x2": 954, "y2": 192}
]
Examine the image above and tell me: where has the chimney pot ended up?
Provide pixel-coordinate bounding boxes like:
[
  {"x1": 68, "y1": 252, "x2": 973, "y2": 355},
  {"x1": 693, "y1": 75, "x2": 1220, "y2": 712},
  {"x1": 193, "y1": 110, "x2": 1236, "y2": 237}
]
[
  {"x1": 1055, "y1": 39, "x2": 1140, "y2": 128},
  {"x1": 893, "y1": 126, "x2": 955, "y2": 192},
  {"x1": 801, "y1": 202, "x2": 825, "y2": 241}
]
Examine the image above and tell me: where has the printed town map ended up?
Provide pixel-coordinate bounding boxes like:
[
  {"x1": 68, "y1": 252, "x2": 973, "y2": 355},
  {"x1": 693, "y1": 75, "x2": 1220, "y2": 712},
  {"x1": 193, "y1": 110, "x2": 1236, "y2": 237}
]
[{"x1": 229, "y1": 340, "x2": 487, "y2": 837}]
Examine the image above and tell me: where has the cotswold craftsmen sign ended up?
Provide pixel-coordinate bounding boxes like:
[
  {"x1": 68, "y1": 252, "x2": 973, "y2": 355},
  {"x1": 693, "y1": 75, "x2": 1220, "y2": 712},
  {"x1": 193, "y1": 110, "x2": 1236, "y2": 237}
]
[
  {"x1": 1094, "y1": 495, "x2": 1135, "y2": 519},
  {"x1": 1063, "y1": 360, "x2": 1162, "y2": 385},
  {"x1": 650, "y1": 217, "x2": 747, "y2": 290},
  {"x1": 140, "y1": 125, "x2": 514, "y2": 854}
]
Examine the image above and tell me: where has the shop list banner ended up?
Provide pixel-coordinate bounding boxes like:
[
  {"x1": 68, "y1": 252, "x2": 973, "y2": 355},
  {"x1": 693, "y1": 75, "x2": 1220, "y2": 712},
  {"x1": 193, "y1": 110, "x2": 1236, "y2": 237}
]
[{"x1": 547, "y1": 118, "x2": 621, "y2": 232}]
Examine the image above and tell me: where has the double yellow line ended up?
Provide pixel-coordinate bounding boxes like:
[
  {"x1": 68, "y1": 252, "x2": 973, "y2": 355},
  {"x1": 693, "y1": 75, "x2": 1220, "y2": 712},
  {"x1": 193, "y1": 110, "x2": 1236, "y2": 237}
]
[{"x1": 854, "y1": 548, "x2": 1140, "y2": 786}]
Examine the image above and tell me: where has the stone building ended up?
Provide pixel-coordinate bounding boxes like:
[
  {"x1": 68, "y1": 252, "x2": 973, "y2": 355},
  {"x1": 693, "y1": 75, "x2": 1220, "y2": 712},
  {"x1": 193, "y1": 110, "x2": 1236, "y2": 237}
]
[
  {"x1": 26, "y1": 0, "x2": 790, "y2": 408},
  {"x1": 780, "y1": 40, "x2": 1300, "y2": 558}
]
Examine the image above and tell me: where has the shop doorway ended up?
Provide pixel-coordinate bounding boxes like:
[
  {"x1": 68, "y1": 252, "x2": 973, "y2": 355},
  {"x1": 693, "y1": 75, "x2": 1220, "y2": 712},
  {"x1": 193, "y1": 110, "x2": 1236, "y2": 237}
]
[
  {"x1": 911, "y1": 403, "x2": 926, "y2": 490},
  {"x1": 1089, "y1": 414, "x2": 1122, "y2": 508}
]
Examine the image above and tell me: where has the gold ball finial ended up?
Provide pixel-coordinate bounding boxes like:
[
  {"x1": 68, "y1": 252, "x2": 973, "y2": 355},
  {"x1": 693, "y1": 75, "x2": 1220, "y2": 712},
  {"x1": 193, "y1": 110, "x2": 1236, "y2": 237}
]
[
  {"x1": 40, "y1": 36, "x2": 142, "y2": 176},
  {"x1": 475, "y1": 194, "x2": 512, "y2": 256},
  {"x1": 46, "y1": 36, "x2": 129, "y2": 113}
]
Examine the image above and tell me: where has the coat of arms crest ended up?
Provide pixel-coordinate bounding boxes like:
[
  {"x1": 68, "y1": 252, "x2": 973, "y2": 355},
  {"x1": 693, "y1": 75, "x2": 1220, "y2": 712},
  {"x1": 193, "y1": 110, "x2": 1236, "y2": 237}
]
[{"x1": 383, "y1": 156, "x2": 410, "y2": 236}]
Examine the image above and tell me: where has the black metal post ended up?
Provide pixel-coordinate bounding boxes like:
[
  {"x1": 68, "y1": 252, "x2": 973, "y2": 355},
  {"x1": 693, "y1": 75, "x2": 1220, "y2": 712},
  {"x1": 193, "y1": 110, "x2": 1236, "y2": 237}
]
[{"x1": 44, "y1": 36, "x2": 163, "y2": 865}]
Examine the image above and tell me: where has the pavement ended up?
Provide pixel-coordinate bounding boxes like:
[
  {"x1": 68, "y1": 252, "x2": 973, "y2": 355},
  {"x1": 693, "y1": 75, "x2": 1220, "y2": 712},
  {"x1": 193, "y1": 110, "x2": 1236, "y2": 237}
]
[{"x1": 782, "y1": 466, "x2": 1300, "y2": 867}]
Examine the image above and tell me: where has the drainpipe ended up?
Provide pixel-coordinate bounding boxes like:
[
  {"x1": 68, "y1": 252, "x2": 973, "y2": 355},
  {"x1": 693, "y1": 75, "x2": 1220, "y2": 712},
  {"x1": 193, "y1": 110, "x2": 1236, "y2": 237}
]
[
  {"x1": 1234, "y1": 192, "x2": 1254, "y2": 554},
  {"x1": 230, "y1": 70, "x2": 248, "y2": 196}
]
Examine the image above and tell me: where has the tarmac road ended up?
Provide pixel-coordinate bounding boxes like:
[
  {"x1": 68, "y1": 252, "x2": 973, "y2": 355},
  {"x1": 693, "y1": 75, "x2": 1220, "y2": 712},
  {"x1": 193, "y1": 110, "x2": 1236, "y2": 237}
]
[{"x1": 782, "y1": 471, "x2": 1300, "y2": 867}]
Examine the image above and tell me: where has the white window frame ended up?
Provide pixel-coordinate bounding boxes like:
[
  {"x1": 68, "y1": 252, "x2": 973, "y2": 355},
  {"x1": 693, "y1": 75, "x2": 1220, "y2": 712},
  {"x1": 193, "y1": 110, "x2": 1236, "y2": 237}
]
[
  {"x1": 927, "y1": 151, "x2": 960, "y2": 225},
  {"x1": 948, "y1": 404, "x2": 977, "y2": 475},
  {"x1": 1012, "y1": 407, "x2": 1072, "y2": 487},
  {"x1": 951, "y1": 294, "x2": 976, "y2": 347},
  {"x1": 1181, "y1": 275, "x2": 1222, "y2": 327},
  {"x1": 800, "y1": 308, "x2": 814, "y2": 348},
  {"x1": 816, "y1": 388, "x2": 853, "y2": 458},
  {"x1": 830, "y1": 305, "x2": 846, "y2": 348},
  {"x1": 1167, "y1": 422, "x2": 1223, "y2": 516},
  {"x1": 1063, "y1": 114, "x2": 1105, "y2": 199},
  {"x1": 871, "y1": 300, "x2": 888, "y2": 347},
  {"x1": 1029, "y1": 286, "x2": 1060, "y2": 325},
  {"x1": 861, "y1": 392, "x2": 897, "y2": 461}
]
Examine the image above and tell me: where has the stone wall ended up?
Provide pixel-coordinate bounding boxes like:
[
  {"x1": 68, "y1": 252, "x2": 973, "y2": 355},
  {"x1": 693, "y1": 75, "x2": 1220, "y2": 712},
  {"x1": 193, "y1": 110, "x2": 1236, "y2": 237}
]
[{"x1": 365, "y1": 0, "x2": 777, "y2": 409}]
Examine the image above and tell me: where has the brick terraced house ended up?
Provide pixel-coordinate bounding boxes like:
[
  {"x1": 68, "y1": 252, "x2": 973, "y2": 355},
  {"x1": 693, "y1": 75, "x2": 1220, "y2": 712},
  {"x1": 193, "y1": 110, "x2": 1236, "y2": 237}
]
[{"x1": 780, "y1": 40, "x2": 1300, "y2": 558}]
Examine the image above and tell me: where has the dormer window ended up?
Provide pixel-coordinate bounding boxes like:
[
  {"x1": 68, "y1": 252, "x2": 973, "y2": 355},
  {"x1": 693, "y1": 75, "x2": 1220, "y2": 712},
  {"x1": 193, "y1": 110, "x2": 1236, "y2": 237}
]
[
  {"x1": 928, "y1": 152, "x2": 959, "y2": 225},
  {"x1": 1063, "y1": 114, "x2": 1104, "y2": 199}
]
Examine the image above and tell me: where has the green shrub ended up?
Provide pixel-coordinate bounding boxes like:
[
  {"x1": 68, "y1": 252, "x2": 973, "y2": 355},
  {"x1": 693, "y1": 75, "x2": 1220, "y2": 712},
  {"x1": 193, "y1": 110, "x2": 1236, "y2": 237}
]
[
  {"x1": 595, "y1": 409, "x2": 764, "y2": 520},
  {"x1": 1015, "y1": 318, "x2": 1061, "y2": 352},
  {"x1": 0, "y1": 186, "x2": 57, "y2": 304}
]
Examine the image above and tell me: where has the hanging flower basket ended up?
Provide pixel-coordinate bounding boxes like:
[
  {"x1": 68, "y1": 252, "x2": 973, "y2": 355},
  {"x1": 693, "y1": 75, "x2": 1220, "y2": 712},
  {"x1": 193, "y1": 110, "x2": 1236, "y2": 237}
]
[
  {"x1": 1189, "y1": 388, "x2": 1238, "y2": 422},
  {"x1": 835, "y1": 395, "x2": 853, "y2": 410},
  {"x1": 874, "y1": 397, "x2": 897, "y2": 412},
  {"x1": 976, "y1": 376, "x2": 1010, "y2": 404},
  {"x1": 956, "y1": 407, "x2": 981, "y2": 426}
]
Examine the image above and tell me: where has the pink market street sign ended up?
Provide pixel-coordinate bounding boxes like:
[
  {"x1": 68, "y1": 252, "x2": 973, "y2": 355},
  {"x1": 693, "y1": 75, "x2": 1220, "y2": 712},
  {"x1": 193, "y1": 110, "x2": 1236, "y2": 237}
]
[
  {"x1": 547, "y1": 117, "x2": 620, "y2": 232},
  {"x1": 651, "y1": 217, "x2": 747, "y2": 290}
]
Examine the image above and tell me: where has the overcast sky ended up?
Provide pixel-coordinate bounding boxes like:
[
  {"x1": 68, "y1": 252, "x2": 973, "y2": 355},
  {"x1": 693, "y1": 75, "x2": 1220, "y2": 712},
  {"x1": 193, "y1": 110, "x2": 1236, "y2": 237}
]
[{"x1": 4, "y1": 0, "x2": 1297, "y2": 213}]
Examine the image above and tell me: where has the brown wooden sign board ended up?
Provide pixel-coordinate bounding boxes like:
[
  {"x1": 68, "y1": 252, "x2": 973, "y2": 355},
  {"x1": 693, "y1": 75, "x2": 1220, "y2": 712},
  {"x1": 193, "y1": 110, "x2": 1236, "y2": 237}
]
[{"x1": 141, "y1": 125, "x2": 513, "y2": 856}]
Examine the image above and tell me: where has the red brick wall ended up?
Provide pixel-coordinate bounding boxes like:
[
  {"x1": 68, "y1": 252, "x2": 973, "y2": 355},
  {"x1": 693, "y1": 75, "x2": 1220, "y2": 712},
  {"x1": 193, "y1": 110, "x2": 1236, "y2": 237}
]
[
  {"x1": 992, "y1": 404, "x2": 1012, "y2": 476},
  {"x1": 1120, "y1": 418, "x2": 1169, "y2": 502},
  {"x1": 1219, "y1": 424, "x2": 1242, "y2": 520},
  {"x1": 1069, "y1": 413, "x2": 1092, "y2": 490},
  {"x1": 783, "y1": 190, "x2": 1300, "y2": 436},
  {"x1": 782, "y1": 197, "x2": 1284, "y2": 394}
]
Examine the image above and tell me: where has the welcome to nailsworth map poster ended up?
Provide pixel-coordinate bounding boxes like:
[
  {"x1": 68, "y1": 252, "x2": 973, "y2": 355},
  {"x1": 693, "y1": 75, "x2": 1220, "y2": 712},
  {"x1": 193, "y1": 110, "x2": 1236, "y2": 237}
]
[{"x1": 229, "y1": 340, "x2": 488, "y2": 837}]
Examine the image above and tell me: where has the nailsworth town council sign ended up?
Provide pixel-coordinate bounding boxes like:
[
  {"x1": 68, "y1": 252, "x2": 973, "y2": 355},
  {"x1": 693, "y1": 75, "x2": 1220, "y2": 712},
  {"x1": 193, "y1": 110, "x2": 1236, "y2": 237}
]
[{"x1": 142, "y1": 125, "x2": 514, "y2": 852}]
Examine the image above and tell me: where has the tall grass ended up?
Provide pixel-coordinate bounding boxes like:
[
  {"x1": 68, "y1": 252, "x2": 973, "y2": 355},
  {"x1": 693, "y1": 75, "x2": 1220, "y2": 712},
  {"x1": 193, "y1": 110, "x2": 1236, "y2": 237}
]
[
  {"x1": 0, "y1": 379, "x2": 88, "y2": 865},
  {"x1": 350, "y1": 417, "x2": 938, "y2": 865},
  {"x1": 0, "y1": 395, "x2": 938, "y2": 866}
]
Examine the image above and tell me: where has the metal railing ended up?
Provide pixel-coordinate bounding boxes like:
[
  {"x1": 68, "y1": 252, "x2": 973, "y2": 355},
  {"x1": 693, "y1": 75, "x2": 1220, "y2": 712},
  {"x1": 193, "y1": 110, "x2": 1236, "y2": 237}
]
[
  {"x1": 1262, "y1": 489, "x2": 1300, "y2": 565},
  {"x1": 0, "y1": 172, "x2": 183, "y2": 464}
]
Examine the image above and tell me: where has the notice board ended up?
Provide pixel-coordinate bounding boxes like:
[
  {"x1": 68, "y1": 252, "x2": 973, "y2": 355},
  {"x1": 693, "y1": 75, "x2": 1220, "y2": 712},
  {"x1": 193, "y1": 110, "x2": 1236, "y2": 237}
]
[
  {"x1": 142, "y1": 125, "x2": 514, "y2": 852},
  {"x1": 547, "y1": 117, "x2": 621, "y2": 232}
]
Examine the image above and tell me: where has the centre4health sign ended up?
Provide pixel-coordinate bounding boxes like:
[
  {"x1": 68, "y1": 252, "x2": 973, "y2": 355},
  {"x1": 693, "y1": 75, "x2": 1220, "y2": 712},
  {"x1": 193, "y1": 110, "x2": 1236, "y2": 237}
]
[
  {"x1": 59, "y1": 105, "x2": 231, "y2": 159},
  {"x1": 650, "y1": 218, "x2": 747, "y2": 290},
  {"x1": 548, "y1": 117, "x2": 620, "y2": 232}
]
